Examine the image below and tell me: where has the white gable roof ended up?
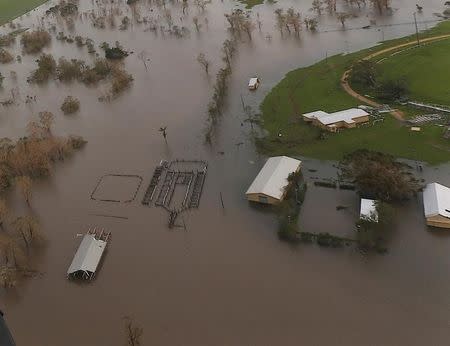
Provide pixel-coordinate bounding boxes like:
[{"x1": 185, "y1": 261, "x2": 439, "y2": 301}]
[
  {"x1": 303, "y1": 108, "x2": 369, "y2": 125},
  {"x1": 423, "y1": 183, "x2": 450, "y2": 219},
  {"x1": 67, "y1": 234, "x2": 107, "y2": 275},
  {"x1": 303, "y1": 110, "x2": 329, "y2": 120},
  {"x1": 246, "y1": 156, "x2": 301, "y2": 200},
  {"x1": 360, "y1": 198, "x2": 378, "y2": 222},
  {"x1": 248, "y1": 78, "x2": 259, "y2": 87}
]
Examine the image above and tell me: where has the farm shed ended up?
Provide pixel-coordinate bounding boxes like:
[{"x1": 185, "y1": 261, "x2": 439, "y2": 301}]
[
  {"x1": 248, "y1": 77, "x2": 260, "y2": 90},
  {"x1": 67, "y1": 229, "x2": 110, "y2": 280},
  {"x1": 303, "y1": 108, "x2": 370, "y2": 132},
  {"x1": 246, "y1": 156, "x2": 302, "y2": 205},
  {"x1": 360, "y1": 198, "x2": 378, "y2": 222},
  {"x1": 423, "y1": 183, "x2": 450, "y2": 229}
]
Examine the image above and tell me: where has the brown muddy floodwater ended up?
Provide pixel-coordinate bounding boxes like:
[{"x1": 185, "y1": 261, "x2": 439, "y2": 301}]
[{"x1": 1, "y1": 0, "x2": 450, "y2": 345}]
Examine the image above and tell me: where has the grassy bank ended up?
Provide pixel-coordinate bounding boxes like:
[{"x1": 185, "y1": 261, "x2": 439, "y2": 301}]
[
  {"x1": 0, "y1": 0, "x2": 48, "y2": 26},
  {"x1": 374, "y1": 38, "x2": 450, "y2": 105},
  {"x1": 259, "y1": 21, "x2": 450, "y2": 165}
]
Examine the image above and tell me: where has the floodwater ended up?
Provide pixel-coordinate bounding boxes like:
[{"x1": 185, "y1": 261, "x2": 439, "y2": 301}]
[{"x1": 1, "y1": 0, "x2": 450, "y2": 345}]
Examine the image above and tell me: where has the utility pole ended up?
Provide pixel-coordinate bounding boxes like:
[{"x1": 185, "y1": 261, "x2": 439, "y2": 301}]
[{"x1": 414, "y1": 12, "x2": 420, "y2": 46}]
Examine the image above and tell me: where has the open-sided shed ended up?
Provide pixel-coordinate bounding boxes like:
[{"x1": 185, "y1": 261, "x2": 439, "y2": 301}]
[{"x1": 67, "y1": 229, "x2": 110, "y2": 280}]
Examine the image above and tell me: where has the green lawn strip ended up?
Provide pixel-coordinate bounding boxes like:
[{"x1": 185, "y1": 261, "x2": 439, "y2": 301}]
[
  {"x1": 376, "y1": 39, "x2": 450, "y2": 105},
  {"x1": 259, "y1": 20, "x2": 450, "y2": 164},
  {"x1": 0, "y1": 0, "x2": 49, "y2": 26}
]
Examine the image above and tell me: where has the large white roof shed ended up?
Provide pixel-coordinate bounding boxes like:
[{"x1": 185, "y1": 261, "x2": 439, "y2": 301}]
[
  {"x1": 67, "y1": 230, "x2": 110, "y2": 280},
  {"x1": 423, "y1": 183, "x2": 450, "y2": 219},
  {"x1": 246, "y1": 156, "x2": 301, "y2": 203},
  {"x1": 303, "y1": 108, "x2": 369, "y2": 126}
]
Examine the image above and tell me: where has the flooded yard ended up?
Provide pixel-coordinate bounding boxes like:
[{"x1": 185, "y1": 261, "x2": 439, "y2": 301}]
[{"x1": 1, "y1": 0, "x2": 450, "y2": 344}]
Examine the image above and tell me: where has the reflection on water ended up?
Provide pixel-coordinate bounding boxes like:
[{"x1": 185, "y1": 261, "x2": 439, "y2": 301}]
[{"x1": 1, "y1": 0, "x2": 450, "y2": 345}]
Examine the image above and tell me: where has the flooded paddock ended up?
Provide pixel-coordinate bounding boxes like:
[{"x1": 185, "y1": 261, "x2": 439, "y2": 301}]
[{"x1": 1, "y1": 0, "x2": 450, "y2": 345}]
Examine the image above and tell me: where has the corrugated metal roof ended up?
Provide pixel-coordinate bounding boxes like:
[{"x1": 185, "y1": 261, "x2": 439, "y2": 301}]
[
  {"x1": 360, "y1": 198, "x2": 378, "y2": 222},
  {"x1": 423, "y1": 183, "x2": 450, "y2": 219},
  {"x1": 0, "y1": 312, "x2": 15, "y2": 346},
  {"x1": 303, "y1": 110, "x2": 329, "y2": 120},
  {"x1": 303, "y1": 108, "x2": 369, "y2": 125},
  {"x1": 67, "y1": 234, "x2": 107, "y2": 276},
  {"x1": 246, "y1": 156, "x2": 301, "y2": 200},
  {"x1": 248, "y1": 78, "x2": 259, "y2": 87}
]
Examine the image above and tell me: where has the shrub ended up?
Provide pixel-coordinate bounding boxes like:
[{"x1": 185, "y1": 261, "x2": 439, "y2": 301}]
[
  {"x1": 81, "y1": 58, "x2": 111, "y2": 84},
  {"x1": 104, "y1": 46, "x2": 129, "y2": 60},
  {"x1": 350, "y1": 60, "x2": 379, "y2": 88},
  {"x1": 375, "y1": 78, "x2": 409, "y2": 101},
  {"x1": 340, "y1": 149, "x2": 419, "y2": 202},
  {"x1": 0, "y1": 48, "x2": 13, "y2": 63},
  {"x1": 29, "y1": 54, "x2": 56, "y2": 83},
  {"x1": 59, "y1": 2, "x2": 78, "y2": 16},
  {"x1": 0, "y1": 34, "x2": 15, "y2": 47},
  {"x1": 75, "y1": 36, "x2": 84, "y2": 47},
  {"x1": 61, "y1": 96, "x2": 80, "y2": 114},
  {"x1": 20, "y1": 30, "x2": 51, "y2": 54},
  {"x1": 111, "y1": 67, "x2": 133, "y2": 95},
  {"x1": 56, "y1": 58, "x2": 84, "y2": 81}
]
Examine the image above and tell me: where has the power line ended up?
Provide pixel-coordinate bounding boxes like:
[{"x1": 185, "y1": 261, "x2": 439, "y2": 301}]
[{"x1": 317, "y1": 18, "x2": 444, "y2": 34}]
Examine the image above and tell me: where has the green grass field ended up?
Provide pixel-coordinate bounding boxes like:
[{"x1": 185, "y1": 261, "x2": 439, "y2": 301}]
[
  {"x1": 376, "y1": 39, "x2": 450, "y2": 105},
  {"x1": 259, "y1": 21, "x2": 450, "y2": 165},
  {"x1": 0, "y1": 0, "x2": 48, "y2": 26}
]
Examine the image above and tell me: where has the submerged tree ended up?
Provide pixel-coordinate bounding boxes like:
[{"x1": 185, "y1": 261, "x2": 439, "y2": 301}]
[
  {"x1": 197, "y1": 53, "x2": 210, "y2": 74},
  {"x1": 124, "y1": 317, "x2": 143, "y2": 346},
  {"x1": 16, "y1": 176, "x2": 32, "y2": 205},
  {"x1": 339, "y1": 149, "x2": 420, "y2": 202},
  {"x1": 12, "y1": 215, "x2": 42, "y2": 250},
  {"x1": 311, "y1": 0, "x2": 324, "y2": 15},
  {"x1": 0, "y1": 199, "x2": 9, "y2": 230},
  {"x1": 337, "y1": 12, "x2": 352, "y2": 27}
]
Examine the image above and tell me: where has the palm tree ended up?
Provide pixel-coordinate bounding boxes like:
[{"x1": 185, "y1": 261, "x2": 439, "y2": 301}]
[
  {"x1": 15, "y1": 176, "x2": 32, "y2": 205},
  {"x1": 12, "y1": 216, "x2": 42, "y2": 250}
]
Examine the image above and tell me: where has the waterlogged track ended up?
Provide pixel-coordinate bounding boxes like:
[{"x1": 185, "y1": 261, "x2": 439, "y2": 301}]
[
  {"x1": 341, "y1": 34, "x2": 450, "y2": 120},
  {"x1": 1, "y1": 0, "x2": 450, "y2": 345}
]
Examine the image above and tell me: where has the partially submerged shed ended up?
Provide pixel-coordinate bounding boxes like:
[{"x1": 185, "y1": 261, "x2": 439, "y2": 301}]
[
  {"x1": 67, "y1": 229, "x2": 110, "y2": 280},
  {"x1": 360, "y1": 198, "x2": 378, "y2": 222},
  {"x1": 246, "y1": 156, "x2": 302, "y2": 205},
  {"x1": 423, "y1": 183, "x2": 450, "y2": 229},
  {"x1": 248, "y1": 77, "x2": 260, "y2": 90}
]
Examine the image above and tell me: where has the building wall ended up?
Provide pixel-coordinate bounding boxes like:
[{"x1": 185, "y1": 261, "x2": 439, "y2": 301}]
[
  {"x1": 246, "y1": 193, "x2": 281, "y2": 205},
  {"x1": 311, "y1": 115, "x2": 370, "y2": 132},
  {"x1": 426, "y1": 215, "x2": 450, "y2": 229}
]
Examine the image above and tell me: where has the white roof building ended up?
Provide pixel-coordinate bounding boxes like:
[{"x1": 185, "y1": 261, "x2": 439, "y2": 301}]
[
  {"x1": 246, "y1": 156, "x2": 301, "y2": 203},
  {"x1": 67, "y1": 231, "x2": 109, "y2": 280},
  {"x1": 423, "y1": 183, "x2": 450, "y2": 220},
  {"x1": 303, "y1": 108, "x2": 369, "y2": 126},
  {"x1": 360, "y1": 198, "x2": 378, "y2": 222},
  {"x1": 248, "y1": 77, "x2": 260, "y2": 89}
]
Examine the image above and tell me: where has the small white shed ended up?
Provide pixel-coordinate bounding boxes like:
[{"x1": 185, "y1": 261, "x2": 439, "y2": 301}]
[
  {"x1": 360, "y1": 198, "x2": 378, "y2": 222},
  {"x1": 248, "y1": 77, "x2": 260, "y2": 90}
]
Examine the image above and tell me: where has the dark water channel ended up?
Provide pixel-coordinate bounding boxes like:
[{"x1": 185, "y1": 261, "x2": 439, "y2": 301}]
[{"x1": 1, "y1": 0, "x2": 450, "y2": 344}]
